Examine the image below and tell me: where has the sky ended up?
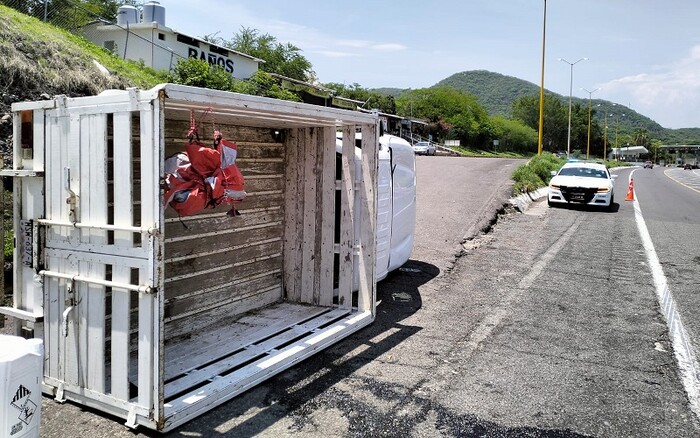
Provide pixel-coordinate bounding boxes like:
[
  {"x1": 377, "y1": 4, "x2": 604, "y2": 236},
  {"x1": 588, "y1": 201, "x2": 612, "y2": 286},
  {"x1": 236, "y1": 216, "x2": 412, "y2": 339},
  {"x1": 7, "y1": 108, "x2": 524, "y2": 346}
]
[{"x1": 161, "y1": 0, "x2": 700, "y2": 129}]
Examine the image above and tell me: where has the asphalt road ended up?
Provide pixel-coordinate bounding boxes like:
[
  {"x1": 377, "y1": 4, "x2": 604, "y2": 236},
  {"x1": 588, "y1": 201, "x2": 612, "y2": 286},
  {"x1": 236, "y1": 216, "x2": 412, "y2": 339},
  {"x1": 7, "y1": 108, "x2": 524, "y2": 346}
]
[
  {"x1": 630, "y1": 165, "x2": 700, "y2": 401},
  {"x1": 12, "y1": 157, "x2": 700, "y2": 437}
]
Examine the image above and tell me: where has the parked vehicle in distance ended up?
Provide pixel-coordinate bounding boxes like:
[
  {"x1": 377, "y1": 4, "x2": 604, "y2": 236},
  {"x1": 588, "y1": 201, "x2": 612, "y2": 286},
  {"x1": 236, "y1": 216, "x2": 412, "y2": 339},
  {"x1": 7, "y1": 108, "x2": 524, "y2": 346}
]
[
  {"x1": 644, "y1": 160, "x2": 654, "y2": 169},
  {"x1": 412, "y1": 141, "x2": 436, "y2": 156},
  {"x1": 548, "y1": 161, "x2": 617, "y2": 210},
  {"x1": 684, "y1": 163, "x2": 694, "y2": 170}
]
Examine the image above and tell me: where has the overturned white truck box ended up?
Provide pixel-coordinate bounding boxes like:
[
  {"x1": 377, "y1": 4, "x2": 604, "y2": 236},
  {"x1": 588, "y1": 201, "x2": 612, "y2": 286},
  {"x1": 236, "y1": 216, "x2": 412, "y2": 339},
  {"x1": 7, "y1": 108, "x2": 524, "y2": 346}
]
[{"x1": 0, "y1": 84, "x2": 381, "y2": 431}]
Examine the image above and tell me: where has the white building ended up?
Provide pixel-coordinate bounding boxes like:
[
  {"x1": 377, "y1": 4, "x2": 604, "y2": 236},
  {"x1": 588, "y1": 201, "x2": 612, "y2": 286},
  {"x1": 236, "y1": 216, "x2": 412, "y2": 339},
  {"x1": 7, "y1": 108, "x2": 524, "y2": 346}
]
[
  {"x1": 608, "y1": 146, "x2": 649, "y2": 161},
  {"x1": 82, "y1": 2, "x2": 262, "y2": 80}
]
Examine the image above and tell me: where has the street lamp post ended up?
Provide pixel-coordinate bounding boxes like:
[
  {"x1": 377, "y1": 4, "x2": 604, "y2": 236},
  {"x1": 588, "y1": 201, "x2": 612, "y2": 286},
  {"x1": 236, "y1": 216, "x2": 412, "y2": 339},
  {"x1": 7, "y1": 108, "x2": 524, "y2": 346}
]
[
  {"x1": 537, "y1": 0, "x2": 547, "y2": 155},
  {"x1": 604, "y1": 112, "x2": 608, "y2": 162},
  {"x1": 582, "y1": 87, "x2": 599, "y2": 160},
  {"x1": 612, "y1": 113, "x2": 625, "y2": 160},
  {"x1": 558, "y1": 57, "x2": 587, "y2": 158}
]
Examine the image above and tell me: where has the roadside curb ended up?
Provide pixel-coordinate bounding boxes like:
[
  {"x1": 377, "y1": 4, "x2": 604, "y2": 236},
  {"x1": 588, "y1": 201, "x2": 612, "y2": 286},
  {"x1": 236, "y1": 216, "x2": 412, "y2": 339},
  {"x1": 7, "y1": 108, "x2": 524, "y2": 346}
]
[{"x1": 508, "y1": 187, "x2": 548, "y2": 213}]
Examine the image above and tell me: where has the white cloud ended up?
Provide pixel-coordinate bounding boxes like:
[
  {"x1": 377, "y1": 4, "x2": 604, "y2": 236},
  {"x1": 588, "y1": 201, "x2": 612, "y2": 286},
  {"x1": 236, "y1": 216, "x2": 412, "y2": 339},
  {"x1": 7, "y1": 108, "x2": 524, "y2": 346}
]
[
  {"x1": 600, "y1": 45, "x2": 700, "y2": 128},
  {"x1": 372, "y1": 43, "x2": 407, "y2": 52},
  {"x1": 313, "y1": 51, "x2": 357, "y2": 58},
  {"x1": 336, "y1": 39, "x2": 372, "y2": 49}
]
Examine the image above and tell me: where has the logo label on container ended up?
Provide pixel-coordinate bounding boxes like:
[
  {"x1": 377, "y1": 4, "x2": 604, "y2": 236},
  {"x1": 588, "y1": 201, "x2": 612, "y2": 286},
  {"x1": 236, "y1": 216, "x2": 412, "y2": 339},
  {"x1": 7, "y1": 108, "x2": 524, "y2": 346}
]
[{"x1": 9, "y1": 384, "x2": 37, "y2": 427}]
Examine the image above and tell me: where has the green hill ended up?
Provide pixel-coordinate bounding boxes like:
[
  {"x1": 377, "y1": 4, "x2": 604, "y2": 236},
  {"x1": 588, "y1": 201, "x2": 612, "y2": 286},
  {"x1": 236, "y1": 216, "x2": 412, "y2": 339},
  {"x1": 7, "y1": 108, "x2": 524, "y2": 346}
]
[
  {"x1": 375, "y1": 70, "x2": 700, "y2": 144},
  {"x1": 435, "y1": 70, "x2": 541, "y2": 117}
]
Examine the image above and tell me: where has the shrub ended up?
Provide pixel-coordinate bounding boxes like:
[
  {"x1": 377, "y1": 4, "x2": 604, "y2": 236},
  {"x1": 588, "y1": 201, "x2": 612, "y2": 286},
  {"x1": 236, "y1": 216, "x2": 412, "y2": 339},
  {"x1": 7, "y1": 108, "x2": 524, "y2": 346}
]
[
  {"x1": 171, "y1": 58, "x2": 236, "y2": 91},
  {"x1": 512, "y1": 152, "x2": 565, "y2": 193}
]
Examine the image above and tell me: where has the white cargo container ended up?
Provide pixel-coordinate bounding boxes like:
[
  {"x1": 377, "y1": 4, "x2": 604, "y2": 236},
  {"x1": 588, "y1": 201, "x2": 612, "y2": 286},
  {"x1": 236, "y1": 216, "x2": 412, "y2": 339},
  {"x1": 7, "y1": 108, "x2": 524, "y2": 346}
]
[{"x1": 0, "y1": 84, "x2": 381, "y2": 431}]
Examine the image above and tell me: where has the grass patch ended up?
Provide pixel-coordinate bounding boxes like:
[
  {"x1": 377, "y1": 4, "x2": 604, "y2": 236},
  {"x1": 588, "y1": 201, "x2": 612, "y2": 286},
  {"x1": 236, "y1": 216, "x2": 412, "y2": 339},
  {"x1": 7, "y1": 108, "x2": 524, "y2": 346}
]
[
  {"x1": 449, "y1": 146, "x2": 528, "y2": 159},
  {"x1": 0, "y1": 5, "x2": 168, "y2": 96},
  {"x1": 511, "y1": 152, "x2": 567, "y2": 194}
]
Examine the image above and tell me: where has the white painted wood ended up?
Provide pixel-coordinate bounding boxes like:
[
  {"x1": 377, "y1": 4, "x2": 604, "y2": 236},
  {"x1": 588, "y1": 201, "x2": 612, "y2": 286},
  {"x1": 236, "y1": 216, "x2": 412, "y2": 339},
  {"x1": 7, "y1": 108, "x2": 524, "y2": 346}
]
[
  {"x1": 32, "y1": 109, "x2": 45, "y2": 171},
  {"x1": 317, "y1": 127, "x2": 335, "y2": 306},
  {"x1": 62, "y1": 257, "x2": 80, "y2": 388},
  {"x1": 137, "y1": 106, "x2": 157, "y2": 411},
  {"x1": 163, "y1": 84, "x2": 377, "y2": 125},
  {"x1": 338, "y1": 125, "x2": 355, "y2": 309},
  {"x1": 163, "y1": 307, "x2": 350, "y2": 399},
  {"x1": 358, "y1": 124, "x2": 378, "y2": 313},
  {"x1": 83, "y1": 114, "x2": 108, "y2": 393},
  {"x1": 165, "y1": 302, "x2": 329, "y2": 369},
  {"x1": 161, "y1": 310, "x2": 374, "y2": 432},
  {"x1": 111, "y1": 111, "x2": 134, "y2": 401},
  {"x1": 154, "y1": 94, "x2": 166, "y2": 424},
  {"x1": 137, "y1": 273, "x2": 154, "y2": 409}
]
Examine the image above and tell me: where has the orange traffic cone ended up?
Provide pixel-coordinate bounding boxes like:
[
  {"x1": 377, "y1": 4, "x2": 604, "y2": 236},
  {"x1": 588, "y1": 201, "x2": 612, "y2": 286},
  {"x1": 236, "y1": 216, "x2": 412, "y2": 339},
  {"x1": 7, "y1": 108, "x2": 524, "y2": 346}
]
[{"x1": 625, "y1": 178, "x2": 635, "y2": 201}]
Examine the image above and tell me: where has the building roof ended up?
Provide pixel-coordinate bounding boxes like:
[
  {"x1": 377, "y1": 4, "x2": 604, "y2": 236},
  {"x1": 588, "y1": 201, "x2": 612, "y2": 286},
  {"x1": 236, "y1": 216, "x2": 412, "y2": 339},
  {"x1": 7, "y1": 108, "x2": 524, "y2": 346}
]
[
  {"x1": 610, "y1": 146, "x2": 649, "y2": 154},
  {"x1": 84, "y1": 20, "x2": 264, "y2": 63}
]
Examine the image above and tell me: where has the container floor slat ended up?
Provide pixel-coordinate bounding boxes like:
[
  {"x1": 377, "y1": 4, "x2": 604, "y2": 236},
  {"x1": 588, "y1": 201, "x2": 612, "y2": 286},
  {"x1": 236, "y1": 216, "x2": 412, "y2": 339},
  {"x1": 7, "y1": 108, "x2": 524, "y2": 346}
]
[
  {"x1": 162, "y1": 305, "x2": 350, "y2": 399},
  {"x1": 160, "y1": 306, "x2": 373, "y2": 432},
  {"x1": 163, "y1": 302, "x2": 333, "y2": 381}
]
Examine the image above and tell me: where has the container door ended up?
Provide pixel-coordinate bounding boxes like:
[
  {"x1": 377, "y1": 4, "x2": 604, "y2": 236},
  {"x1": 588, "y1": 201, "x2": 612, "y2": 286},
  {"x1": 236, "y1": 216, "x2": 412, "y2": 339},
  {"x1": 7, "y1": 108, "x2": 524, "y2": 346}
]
[{"x1": 40, "y1": 96, "x2": 161, "y2": 424}]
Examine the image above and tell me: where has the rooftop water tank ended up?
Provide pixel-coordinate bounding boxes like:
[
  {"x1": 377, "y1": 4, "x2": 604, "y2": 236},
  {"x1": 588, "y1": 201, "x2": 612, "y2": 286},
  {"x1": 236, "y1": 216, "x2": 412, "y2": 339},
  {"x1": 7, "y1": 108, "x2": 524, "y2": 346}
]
[
  {"x1": 116, "y1": 4, "x2": 139, "y2": 26},
  {"x1": 143, "y1": 1, "x2": 166, "y2": 26}
]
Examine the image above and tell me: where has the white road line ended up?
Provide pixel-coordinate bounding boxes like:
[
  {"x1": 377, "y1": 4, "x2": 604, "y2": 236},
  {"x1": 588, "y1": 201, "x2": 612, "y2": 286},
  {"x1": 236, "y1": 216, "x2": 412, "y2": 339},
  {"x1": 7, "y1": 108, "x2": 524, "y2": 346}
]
[
  {"x1": 664, "y1": 168, "x2": 700, "y2": 194},
  {"x1": 630, "y1": 169, "x2": 700, "y2": 418}
]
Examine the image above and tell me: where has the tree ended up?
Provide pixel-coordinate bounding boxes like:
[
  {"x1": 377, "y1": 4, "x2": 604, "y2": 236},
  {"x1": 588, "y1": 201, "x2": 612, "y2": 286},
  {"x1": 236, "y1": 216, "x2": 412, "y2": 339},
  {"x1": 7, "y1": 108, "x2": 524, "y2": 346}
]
[
  {"x1": 323, "y1": 82, "x2": 396, "y2": 114},
  {"x1": 490, "y1": 116, "x2": 538, "y2": 153},
  {"x1": 397, "y1": 87, "x2": 492, "y2": 148},
  {"x1": 511, "y1": 94, "x2": 568, "y2": 152},
  {"x1": 633, "y1": 128, "x2": 650, "y2": 147},
  {"x1": 206, "y1": 27, "x2": 315, "y2": 83},
  {"x1": 170, "y1": 58, "x2": 300, "y2": 102},
  {"x1": 4, "y1": 0, "x2": 122, "y2": 27}
]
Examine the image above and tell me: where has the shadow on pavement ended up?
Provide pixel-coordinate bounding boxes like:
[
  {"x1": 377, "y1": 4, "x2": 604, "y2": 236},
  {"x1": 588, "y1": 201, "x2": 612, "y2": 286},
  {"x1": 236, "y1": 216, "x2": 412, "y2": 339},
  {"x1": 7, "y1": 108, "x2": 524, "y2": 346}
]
[
  {"x1": 163, "y1": 258, "x2": 594, "y2": 438},
  {"x1": 163, "y1": 259, "x2": 437, "y2": 437},
  {"x1": 550, "y1": 202, "x2": 621, "y2": 213}
]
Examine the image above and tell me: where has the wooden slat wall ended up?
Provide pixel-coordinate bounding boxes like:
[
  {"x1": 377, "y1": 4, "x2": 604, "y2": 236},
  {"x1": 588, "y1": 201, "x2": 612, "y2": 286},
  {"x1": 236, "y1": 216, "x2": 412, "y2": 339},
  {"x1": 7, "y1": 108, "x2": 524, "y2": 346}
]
[
  {"x1": 161, "y1": 119, "x2": 285, "y2": 340},
  {"x1": 283, "y1": 127, "x2": 337, "y2": 307},
  {"x1": 358, "y1": 124, "x2": 377, "y2": 314},
  {"x1": 282, "y1": 128, "x2": 303, "y2": 302},
  {"x1": 337, "y1": 125, "x2": 356, "y2": 308}
]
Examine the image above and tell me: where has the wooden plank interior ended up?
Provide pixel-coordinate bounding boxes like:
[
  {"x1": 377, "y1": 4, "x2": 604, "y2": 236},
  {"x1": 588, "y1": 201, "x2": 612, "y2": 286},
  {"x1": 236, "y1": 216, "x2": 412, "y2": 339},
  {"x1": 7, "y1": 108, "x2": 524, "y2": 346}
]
[
  {"x1": 161, "y1": 112, "x2": 287, "y2": 341},
  {"x1": 300, "y1": 128, "x2": 318, "y2": 304},
  {"x1": 338, "y1": 125, "x2": 355, "y2": 308},
  {"x1": 358, "y1": 123, "x2": 378, "y2": 313},
  {"x1": 283, "y1": 128, "x2": 303, "y2": 302},
  {"x1": 318, "y1": 127, "x2": 336, "y2": 306}
]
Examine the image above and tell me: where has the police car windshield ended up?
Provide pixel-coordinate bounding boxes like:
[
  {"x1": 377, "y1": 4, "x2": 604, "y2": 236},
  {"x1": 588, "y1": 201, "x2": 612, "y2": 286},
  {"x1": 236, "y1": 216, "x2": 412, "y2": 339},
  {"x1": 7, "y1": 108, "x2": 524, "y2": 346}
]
[{"x1": 558, "y1": 167, "x2": 609, "y2": 179}]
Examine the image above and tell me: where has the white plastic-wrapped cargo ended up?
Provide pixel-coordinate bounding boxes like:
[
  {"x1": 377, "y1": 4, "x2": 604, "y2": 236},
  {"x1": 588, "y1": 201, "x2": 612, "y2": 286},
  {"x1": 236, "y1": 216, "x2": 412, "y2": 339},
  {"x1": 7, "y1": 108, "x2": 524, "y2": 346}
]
[
  {"x1": 0, "y1": 84, "x2": 379, "y2": 431},
  {"x1": 0, "y1": 335, "x2": 43, "y2": 438}
]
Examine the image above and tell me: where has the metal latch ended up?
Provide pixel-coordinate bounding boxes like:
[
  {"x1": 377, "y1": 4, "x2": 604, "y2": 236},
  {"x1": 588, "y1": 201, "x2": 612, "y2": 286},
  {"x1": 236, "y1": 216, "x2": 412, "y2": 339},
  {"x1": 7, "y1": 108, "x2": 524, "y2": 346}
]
[
  {"x1": 62, "y1": 278, "x2": 76, "y2": 337},
  {"x1": 64, "y1": 167, "x2": 79, "y2": 224}
]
